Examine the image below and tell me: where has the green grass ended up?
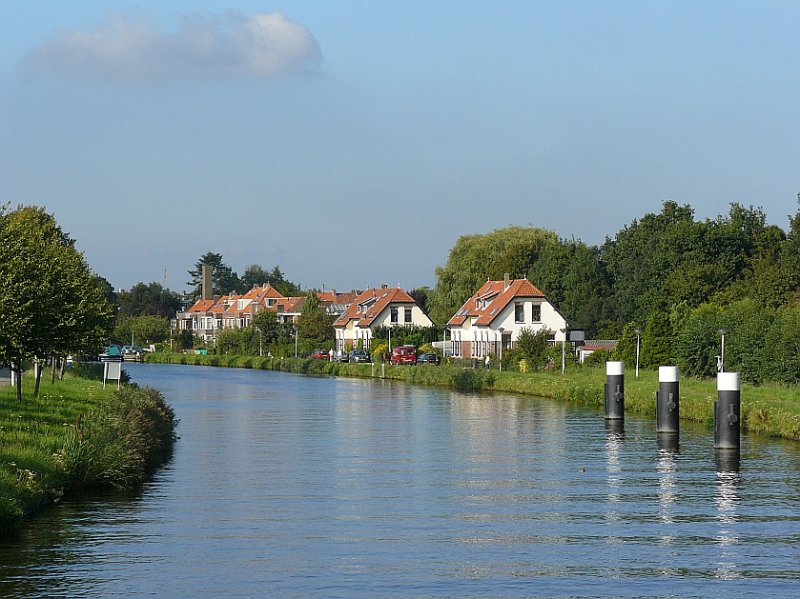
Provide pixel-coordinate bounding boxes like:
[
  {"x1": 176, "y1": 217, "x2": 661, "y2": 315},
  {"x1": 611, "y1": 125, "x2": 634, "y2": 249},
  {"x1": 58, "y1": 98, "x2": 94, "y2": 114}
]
[
  {"x1": 149, "y1": 351, "x2": 800, "y2": 441},
  {"x1": 0, "y1": 366, "x2": 177, "y2": 536}
]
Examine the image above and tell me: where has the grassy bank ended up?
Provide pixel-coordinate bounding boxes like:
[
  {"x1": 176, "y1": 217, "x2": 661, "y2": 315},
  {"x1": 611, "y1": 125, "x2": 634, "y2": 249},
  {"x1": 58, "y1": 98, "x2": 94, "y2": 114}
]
[
  {"x1": 147, "y1": 351, "x2": 800, "y2": 441},
  {"x1": 0, "y1": 365, "x2": 177, "y2": 536}
]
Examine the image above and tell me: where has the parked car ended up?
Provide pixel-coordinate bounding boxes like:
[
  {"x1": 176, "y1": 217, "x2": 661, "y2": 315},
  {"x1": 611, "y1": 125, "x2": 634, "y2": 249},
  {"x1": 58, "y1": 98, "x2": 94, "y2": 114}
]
[
  {"x1": 416, "y1": 352, "x2": 441, "y2": 365},
  {"x1": 310, "y1": 350, "x2": 330, "y2": 360},
  {"x1": 390, "y1": 345, "x2": 417, "y2": 365},
  {"x1": 348, "y1": 349, "x2": 370, "y2": 363}
]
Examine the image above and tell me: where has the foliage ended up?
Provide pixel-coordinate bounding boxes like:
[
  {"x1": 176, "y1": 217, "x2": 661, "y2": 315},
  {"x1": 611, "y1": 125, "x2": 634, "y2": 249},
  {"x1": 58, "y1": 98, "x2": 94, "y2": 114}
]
[
  {"x1": 252, "y1": 310, "x2": 293, "y2": 345},
  {"x1": 0, "y1": 205, "x2": 113, "y2": 400},
  {"x1": 241, "y1": 264, "x2": 300, "y2": 296},
  {"x1": 611, "y1": 322, "x2": 639, "y2": 368},
  {"x1": 514, "y1": 327, "x2": 551, "y2": 369},
  {"x1": 186, "y1": 251, "x2": 240, "y2": 297},
  {"x1": 118, "y1": 282, "x2": 182, "y2": 319},
  {"x1": 371, "y1": 342, "x2": 389, "y2": 363},
  {"x1": 427, "y1": 226, "x2": 559, "y2": 325},
  {"x1": 674, "y1": 303, "x2": 724, "y2": 378},
  {"x1": 57, "y1": 386, "x2": 176, "y2": 490},
  {"x1": 641, "y1": 308, "x2": 673, "y2": 368},
  {"x1": 296, "y1": 291, "x2": 334, "y2": 346},
  {"x1": 528, "y1": 238, "x2": 612, "y2": 337},
  {"x1": 371, "y1": 325, "x2": 441, "y2": 348},
  {"x1": 114, "y1": 315, "x2": 170, "y2": 345}
]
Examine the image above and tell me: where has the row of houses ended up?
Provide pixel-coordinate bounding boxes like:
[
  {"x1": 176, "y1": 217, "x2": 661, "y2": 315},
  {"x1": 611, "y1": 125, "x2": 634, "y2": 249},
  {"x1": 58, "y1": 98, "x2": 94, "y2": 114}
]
[{"x1": 176, "y1": 275, "x2": 570, "y2": 359}]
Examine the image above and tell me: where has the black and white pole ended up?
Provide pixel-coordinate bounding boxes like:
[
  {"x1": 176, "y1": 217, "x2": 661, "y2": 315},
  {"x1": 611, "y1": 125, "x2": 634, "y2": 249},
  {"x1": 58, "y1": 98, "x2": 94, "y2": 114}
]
[
  {"x1": 714, "y1": 372, "x2": 740, "y2": 450},
  {"x1": 656, "y1": 366, "x2": 679, "y2": 435},
  {"x1": 605, "y1": 361, "x2": 624, "y2": 420}
]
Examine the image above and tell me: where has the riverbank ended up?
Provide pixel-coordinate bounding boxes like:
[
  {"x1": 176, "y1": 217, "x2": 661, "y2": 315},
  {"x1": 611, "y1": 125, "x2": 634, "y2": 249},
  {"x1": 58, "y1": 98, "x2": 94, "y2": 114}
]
[
  {"x1": 146, "y1": 352, "x2": 800, "y2": 441},
  {"x1": 0, "y1": 365, "x2": 177, "y2": 536}
]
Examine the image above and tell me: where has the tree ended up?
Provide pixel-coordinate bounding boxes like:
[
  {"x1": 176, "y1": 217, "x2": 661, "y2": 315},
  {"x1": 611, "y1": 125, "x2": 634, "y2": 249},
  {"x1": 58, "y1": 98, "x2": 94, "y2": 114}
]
[
  {"x1": 514, "y1": 327, "x2": 551, "y2": 369},
  {"x1": 528, "y1": 238, "x2": 612, "y2": 337},
  {"x1": 114, "y1": 315, "x2": 170, "y2": 345},
  {"x1": 187, "y1": 252, "x2": 240, "y2": 297},
  {"x1": 241, "y1": 263, "x2": 300, "y2": 296},
  {"x1": 0, "y1": 205, "x2": 112, "y2": 400},
  {"x1": 427, "y1": 226, "x2": 559, "y2": 325},
  {"x1": 296, "y1": 291, "x2": 334, "y2": 347},
  {"x1": 119, "y1": 282, "x2": 182, "y2": 319},
  {"x1": 640, "y1": 308, "x2": 673, "y2": 368},
  {"x1": 253, "y1": 310, "x2": 293, "y2": 345}
]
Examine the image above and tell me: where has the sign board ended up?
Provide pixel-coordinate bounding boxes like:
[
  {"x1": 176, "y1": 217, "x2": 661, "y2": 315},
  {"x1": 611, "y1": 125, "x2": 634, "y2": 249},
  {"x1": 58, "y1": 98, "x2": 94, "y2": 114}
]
[
  {"x1": 104, "y1": 361, "x2": 122, "y2": 388},
  {"x1": 569, "y1": 330, "x2": 586, "y2": 343}
]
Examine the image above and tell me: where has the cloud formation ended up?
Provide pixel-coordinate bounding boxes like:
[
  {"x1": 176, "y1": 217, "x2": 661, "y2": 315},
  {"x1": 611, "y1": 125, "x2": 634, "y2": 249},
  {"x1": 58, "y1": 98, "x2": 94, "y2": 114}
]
[{"x1": 26, "y1": 12, "x2": 322, "y2": 82}]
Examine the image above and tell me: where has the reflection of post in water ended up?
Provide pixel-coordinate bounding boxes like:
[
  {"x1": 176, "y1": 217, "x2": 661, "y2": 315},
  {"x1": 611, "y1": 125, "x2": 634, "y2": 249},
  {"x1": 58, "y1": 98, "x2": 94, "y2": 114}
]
[
  {"x1": 604, "y1": 419, "x2": 624, "y2": 519},
  {"x1": 657, "y1": 433, "x2": 679, "y2": 453},
  {"x1": 715, "y1": 448, "x2": 740, "y2": 473},
  {"x1": 657, "y1": 445, "x2": 678, "y2": 542},
  {"x1": 714, "y1": 465, "x2": 741, "y2": 579},
  {"x1": 604, "y1": 419, "x2": 624, "y2": 438}
]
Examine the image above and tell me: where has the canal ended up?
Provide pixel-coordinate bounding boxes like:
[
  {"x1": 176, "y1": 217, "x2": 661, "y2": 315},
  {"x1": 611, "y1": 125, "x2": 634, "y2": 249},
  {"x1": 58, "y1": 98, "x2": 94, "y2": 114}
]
[{"x1": 1, "y1": 363, "x2": 799, "y2": 597}]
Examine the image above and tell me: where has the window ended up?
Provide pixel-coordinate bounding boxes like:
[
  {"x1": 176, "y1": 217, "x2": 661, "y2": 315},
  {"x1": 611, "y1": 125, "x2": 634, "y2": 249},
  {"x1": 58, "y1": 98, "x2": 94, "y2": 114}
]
[
  {"x1": 391, "y1": 307, "x2": 398, "y2": 323},
  {"x1": 515, "y1": 302, "x2": 524, "y2": 323},
  {"x1": 531, "y1": 304, "x2": 541, "y2": 322},
  {"x1": 404, "y1": 307, "x2": 412, "y2": 323}
]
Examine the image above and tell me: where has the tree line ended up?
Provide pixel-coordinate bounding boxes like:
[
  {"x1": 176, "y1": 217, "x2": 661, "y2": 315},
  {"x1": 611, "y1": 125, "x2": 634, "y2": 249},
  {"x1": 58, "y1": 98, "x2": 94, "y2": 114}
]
[{"x1": 427, "y1": 197, "x2": 800, "y2": 383}]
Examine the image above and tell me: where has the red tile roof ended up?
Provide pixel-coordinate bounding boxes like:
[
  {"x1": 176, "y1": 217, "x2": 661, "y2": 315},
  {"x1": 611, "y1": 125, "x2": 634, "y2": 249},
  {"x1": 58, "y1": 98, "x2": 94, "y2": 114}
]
[
  {"x1": 334, "y1": 287, "x2": 418, "y2": 328},
  {"x1": 447, "y1": 279, "x2": 545, "y2": 327}
]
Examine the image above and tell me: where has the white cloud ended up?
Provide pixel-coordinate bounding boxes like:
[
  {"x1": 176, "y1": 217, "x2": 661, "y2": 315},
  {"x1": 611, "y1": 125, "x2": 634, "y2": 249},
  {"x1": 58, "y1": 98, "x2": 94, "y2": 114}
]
[{"x1": 26, "y1": 11, "x2": 322, "y2": 82}]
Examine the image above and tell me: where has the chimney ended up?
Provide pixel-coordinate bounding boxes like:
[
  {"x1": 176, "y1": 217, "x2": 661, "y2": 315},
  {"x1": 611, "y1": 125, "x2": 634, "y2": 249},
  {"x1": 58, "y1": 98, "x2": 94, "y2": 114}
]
[
  {"x1": 201, "y1": 265, "x2": 213, "y2": 300},
  {"x1": 504, "y1": 273, "x2": 510, "y2": 289}
]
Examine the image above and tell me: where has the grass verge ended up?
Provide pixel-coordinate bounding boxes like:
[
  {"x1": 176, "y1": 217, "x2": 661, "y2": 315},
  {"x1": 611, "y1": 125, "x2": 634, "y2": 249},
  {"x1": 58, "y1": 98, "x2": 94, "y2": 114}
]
[
  {"x1": 0, "y1": 365, "x2": 177, "y2": 537},
  {"x1": 147, "y1": 352, "x2": 800, "y2": 441}
]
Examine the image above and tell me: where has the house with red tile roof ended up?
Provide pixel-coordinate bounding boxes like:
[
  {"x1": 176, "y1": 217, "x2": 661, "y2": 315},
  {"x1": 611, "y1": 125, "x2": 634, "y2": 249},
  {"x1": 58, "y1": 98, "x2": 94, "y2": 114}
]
[
  {"x1": 176, "y1": 284, "x2": 291, "y2": 343},
  {"x1": 446, "y1": 276, "x2": 568, "y2": 359},
  {"x1": 333, "y1": 286, "x2": 433, "y2": 352}
]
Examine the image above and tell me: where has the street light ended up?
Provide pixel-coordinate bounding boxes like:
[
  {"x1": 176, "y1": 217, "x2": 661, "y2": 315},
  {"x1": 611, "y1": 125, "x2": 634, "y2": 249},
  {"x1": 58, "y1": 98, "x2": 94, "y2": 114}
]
[
  {"x1": 498, "y1": 327, "x2": 505, "y2": 372},
  {"x1": 560, "y1": 328, "x2": 568, "y2": 375},
  {"x1": 718, "y1": 329, "x2": 727, "y2": 372},
  {"x1": 634, "y1": 329, "x2": 642, "y2": 378},
  {"x1": 294, "y1": 325, "x2": 298, "y2": 358},
  {"x1": 388, "y1": 326, "x2": 392, "y2": 352}
]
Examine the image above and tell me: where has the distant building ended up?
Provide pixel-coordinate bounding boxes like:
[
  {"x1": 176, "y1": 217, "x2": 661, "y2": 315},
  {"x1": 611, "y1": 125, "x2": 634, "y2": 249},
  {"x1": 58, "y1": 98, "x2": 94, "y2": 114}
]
[
  {"x1": 333, "y1": 286, "x2": 433, "y2": 352},
  {"x1": 446, "y1": 275, "x2": 568, "y2": 359}
]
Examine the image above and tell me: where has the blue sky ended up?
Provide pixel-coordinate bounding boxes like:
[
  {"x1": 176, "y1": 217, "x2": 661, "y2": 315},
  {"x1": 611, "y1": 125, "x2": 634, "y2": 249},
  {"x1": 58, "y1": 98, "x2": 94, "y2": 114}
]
[{"x1": 1, "y1": 1, "x2": 798, "y2": 294}]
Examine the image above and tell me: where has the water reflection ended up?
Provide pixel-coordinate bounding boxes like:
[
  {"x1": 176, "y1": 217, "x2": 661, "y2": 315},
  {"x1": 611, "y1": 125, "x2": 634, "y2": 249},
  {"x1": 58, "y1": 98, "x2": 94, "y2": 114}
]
[
  {"x1": 714, "y1": 467, "x2": 741, "y2": 580},
  {"x1": 1, "y1": 364, "x2": 800, "y2": 598}
]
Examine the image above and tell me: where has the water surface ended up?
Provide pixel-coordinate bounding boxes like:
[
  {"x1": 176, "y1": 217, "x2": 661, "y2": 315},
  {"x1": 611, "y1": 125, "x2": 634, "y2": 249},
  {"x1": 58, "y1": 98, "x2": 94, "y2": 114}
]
[{"x1": 1, "y1": 363, "x2": 798, "y2": 598}]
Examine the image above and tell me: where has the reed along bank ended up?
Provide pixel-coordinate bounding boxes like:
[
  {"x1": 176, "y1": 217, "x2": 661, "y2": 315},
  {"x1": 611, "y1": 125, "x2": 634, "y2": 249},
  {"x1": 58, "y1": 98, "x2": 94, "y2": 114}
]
[{"x1": 0, "y1": 364, "x2": 177, "y2": 536}]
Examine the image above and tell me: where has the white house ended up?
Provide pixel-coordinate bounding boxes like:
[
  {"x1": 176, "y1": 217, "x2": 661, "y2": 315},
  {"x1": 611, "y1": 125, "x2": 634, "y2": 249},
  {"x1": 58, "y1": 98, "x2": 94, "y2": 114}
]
[
  {"x1": 333, "y1": 286, "x2": 433, "y2": 352},
  {"x1": 446, "y1": 276, "x2": 568, "y2": 359}
]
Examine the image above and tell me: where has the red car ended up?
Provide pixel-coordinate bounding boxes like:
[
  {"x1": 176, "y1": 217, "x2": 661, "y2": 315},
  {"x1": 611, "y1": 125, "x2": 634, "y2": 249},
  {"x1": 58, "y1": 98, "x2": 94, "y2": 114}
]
[
  {"x1": 310, "y1": 350, "x2": 330, "y2": 360},
  {"x1": 390, "y1": 345, "x2": 417, "y2": 365}
]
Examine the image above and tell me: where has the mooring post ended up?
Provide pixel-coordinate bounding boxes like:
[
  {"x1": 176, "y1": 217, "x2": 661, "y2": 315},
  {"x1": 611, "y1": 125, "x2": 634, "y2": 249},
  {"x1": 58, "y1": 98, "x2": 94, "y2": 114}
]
[
  {"x1": 656, "y1": 366, "x2": 680, "y2": 436},
  {"x1": 715, "y1": 372, "x2": 740, "y2": 450},
  {"x1": 381, "y1": 362, "x2": 385, "y2": 379},
  {"x1": 605, "y1": 361, "x2": 624, "y2": 420}
]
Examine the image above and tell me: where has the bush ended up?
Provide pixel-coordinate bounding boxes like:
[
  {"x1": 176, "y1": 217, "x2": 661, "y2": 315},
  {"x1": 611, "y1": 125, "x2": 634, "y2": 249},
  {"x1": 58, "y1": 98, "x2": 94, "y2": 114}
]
[{"x1": 56, "y1": 387, "x2": 177, "y2": 490}]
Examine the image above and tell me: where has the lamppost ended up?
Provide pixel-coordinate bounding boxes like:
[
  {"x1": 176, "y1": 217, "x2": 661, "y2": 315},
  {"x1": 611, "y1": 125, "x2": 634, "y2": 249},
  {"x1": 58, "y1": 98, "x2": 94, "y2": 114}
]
[
  {"x1": 718, "y1": 329, "x2": 727, "y2": 372},
  {"x1": 388, "y1": 326, "x2": 392, "y2": 352},
  {"x1": 634, "y1": 329, "x2": 642, "y2": 378},
  {"x1": 498, "y1": 327, "x2": 504, "y2": 372},
  {"x1": 560, "y1": 328, "x2": 568, "y2": 375},
  {"x1": 294, "y1": 325, "x2": 298, "y2": 358}
]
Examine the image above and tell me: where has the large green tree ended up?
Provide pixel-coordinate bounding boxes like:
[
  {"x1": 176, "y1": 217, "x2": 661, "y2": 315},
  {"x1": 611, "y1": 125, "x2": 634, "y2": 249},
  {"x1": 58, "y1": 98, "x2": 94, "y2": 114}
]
[
  {"x1": 119, "y1": 282, "x2": 182, "y2": 319},
  {"x1": 0, "y1": 205, "x2": 112, "y2": 400},
  {"x1": 187, "y1": 252, "x2": 240, "y2": 297},
  {"x1": 296, "y1": 291, "x2": 334, "y2": 347},
  {"x1": 427, "y1": 226, "x2": 559, "y2": 325}
]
